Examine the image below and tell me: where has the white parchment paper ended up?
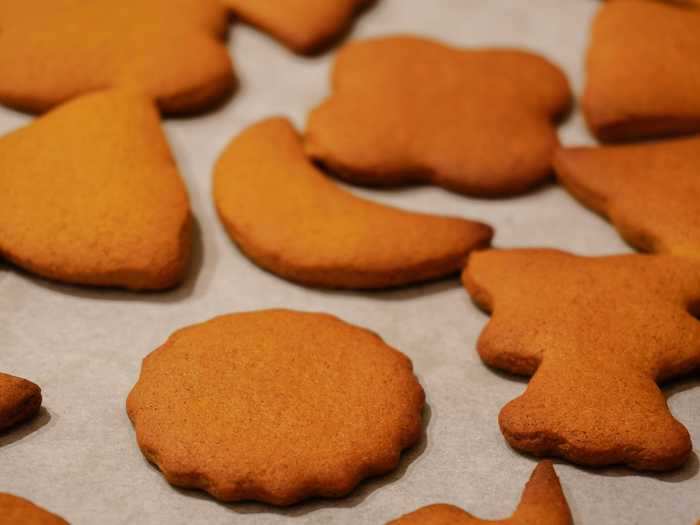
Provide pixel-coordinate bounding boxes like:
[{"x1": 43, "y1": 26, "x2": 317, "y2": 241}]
[{"x1": 1, "y1": 1, "x2": 698, "y2": 523}]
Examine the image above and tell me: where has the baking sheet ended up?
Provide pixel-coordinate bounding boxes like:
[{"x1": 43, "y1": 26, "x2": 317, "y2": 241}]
[{"x1": 1, "y1": 1, "x2": 698, "y2": 523}]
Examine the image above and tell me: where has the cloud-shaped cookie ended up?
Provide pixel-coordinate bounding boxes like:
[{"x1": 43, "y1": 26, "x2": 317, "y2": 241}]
[
  {"x1": 583, "y1": 0, "x2": 700, "y2": 141},
  {"x1": 0, "y1": 0, "x2": 234, "y2": 114},
  {"x1": 214, "y1": 117, "x2": 493, "y2": 289},
  {"x1": 0, "y1": 494, "x2": 68, "y2": 525},
  {"x1": 306, "y1": 36, "x2": 572, "y2": 197},
  {"x1": 222, "y1": 0, "x2": 370, "y2": 54},
  {"x1": 554, "y1": 136, "x2": 700, "y2": 258},
  {"x1": 127, "y1": 309, "x2": 425, "y2": 505},
  {"x1": 388, "y1": 461, "x2": 572, "y2": 525},
  {"x1": 464, "y1": 249, "x2": 700, "y2": 471},
  {"x1": 0, "y1": 90, "x2": 192, "y2": 290},
  {"x1": 0, "y1": 373, "x2": 42, "y2": 432}
]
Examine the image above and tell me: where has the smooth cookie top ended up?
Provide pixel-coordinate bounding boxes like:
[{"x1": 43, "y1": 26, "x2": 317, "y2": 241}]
[
  {"x1": 0, "y1": 0, "x2": 234, "y2": 114},
  {"x1": 306, "y1": 36, "x2": 571, "y2": 196},
  {"x1": 0, "y1": 494, "x2": 68, "y2": 525},
  {"x1": 127, "y1": 309, "x2": 425, "y2": 505},
  {"x1": 0, "y1": 373, "x2": 42, "y2": 432}
]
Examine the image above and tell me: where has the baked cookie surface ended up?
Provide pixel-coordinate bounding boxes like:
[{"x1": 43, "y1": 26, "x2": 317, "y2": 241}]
[
  {"x1": 583, "y1": 0, "x2": 700, "y2": 141},
  {"x1": 0, "y1": 494, "x2": 68, "y2": 525},
  {"x1": 464, "y1": 249, "x2": 700, "y2": 471},
  {"x1": 214, "y1": 117, "x2": 492, "y2": 289},
  {"x1": 0, "y1": 0, "x2": 234, "y2": 114},
  {"x1": 306, "y1": 36, "x2": 571, "y2": 197},
  {"x1": 554, "y1": 136, "x2": 700, "y2": 258},
  {"x1": 127, "y1": 309, "x2": 425, "y2": 505},
  {"x1": 0, "y1": 90, "x2": 192, "y2": 290},
  {"x1": 0, "y1": 373, "x2": 42, "y2": 432},
  {"x1": 222, "y1": 0, "x2": 369, "y2": 53},
  {"x1": 388, "y1": 461, "x2": 572, "y2": 525}
]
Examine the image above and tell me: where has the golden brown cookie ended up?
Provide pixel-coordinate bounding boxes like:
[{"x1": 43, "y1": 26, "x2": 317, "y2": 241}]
[
  {"x1": 222, "y1": 0, "x2": 369, "y2": 54},
  {"x1": 388, "y1": 461, "x2": 572, "y2": 525},
  {"x1": 583, "y1": 0, "x2": 700, "y2": 141},
  {"x1": 0, "y1": 90, "x2": 191, "y2": 290},
  {"x1": 0, "y1": 494, "x2": 68, "y2": 525},
  {"x1": 0, "y1": 373, "x2": 42, "y2": 432},
  {"x1": 463, "y1": 248, "x2": 700, "y2": 471},
  {"x1": 305, "y1": 36, "x2": 572, "y2": 197},
  {"x1": 127, "y1": 309, "x2": 425, "y2": 505},
  {"x1": 554, "y1": 136, "x2": 700, "y2": 258},
  {"x1": 214, "y1": 117, "x2": 492, "y2": 289},
  {"x1": 0, "y1": 0, "x2": 234, "y2": 114}
]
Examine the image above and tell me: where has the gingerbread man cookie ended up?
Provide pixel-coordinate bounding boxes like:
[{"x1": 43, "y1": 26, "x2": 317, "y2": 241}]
[
  {"x1": 554, "y1": 136, "x2": 700, "y2": 258},
  {"x1": 222, "y1": 0, "x2": 370, "y2": 54},
  {"x1": 463, "y1": 249, "x2": 700, "y2": 470},
  {"x1": 214, "y1": 118, "x2": 492, "y2": 289},
  {"x1": 0, "y1": 373, "x2": 42, "y2": 432},
  {"x1": 127, "y1": 309, "x2": 425, "y2": 505},
  {"x1": 583, "y1": 0, "x2": 700, "y2": 141},
  {"x1": 0, "y1": 494, "x2": 68, "y2": 525},
  {"x1": 306, "y1": 36, "x2": 572, "y2": 197},
  {"x1": 388, "y1": 461, "x2": 572, "y2": 525},
  {"x1": 0, "y1": 90, "x2": 191, "y2": 290},
  {"x1": 0, "y1": 0, "x2": 234, "y2": 114}
]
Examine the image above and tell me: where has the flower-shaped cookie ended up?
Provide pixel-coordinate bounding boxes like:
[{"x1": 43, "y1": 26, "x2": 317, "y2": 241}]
[
  {"x1": 222, "y1": 0, "x2": 370, "y2": 54},
  {"x1": 554, "y1": 136, "x2": 700, "y2": 258},
  {"x1": 464, "y1": 249, "x2": 700, "y2": 471},
  {"x1": 306, "y1": 36, "x2": 572, "y2": 197},
  {"x1": 583, "y1": 0, "x2": 700, "y2": 141},
  {"x1": 127, "y1": 309, "x2": 425, "y2": 505},
  {"x1": 0, "y1": 90, "x2": 192, "y2": 290},
  {"x1": 0, "y1": 0, "x2": 234, "y2": 114},
  {"x1": 389, "y1": 462, "x2": 572, "y2": 525}
]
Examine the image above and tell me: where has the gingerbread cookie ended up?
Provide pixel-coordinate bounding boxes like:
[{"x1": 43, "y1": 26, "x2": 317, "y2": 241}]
[
  {"x1": 0, "y1": 0, "x2": 234, "y2": 114},
  {"x1": 0, "y1": 373, "x2": 42, "y2": 432},
  {"x1": 388, "y1": 461, "x2": 572, "y2": 525},
  {"x1": 463, "y1": 249, "x2": 700, "y2": 470},
  {"x1": 554, "y1": 136, "x2": 700, "y2": 258},
  {"x1": 214, "y1": 118, "x2": 492, "y2": 289},
  {"x1": 127, "y1": 309, "x2": 425, "y2": 505},
  {"x1": 583, "y1": 0, "x2": 700, "y2": 141},
  {"x1": 0, "y1": 90, "x2": 191, "y2": 290},
  {"x1": 222, "y1": 0, "x2": 369, "y2": 54},
  {"x1": 0, "y1": 494, "x2": 68, "y2": 525},
  {"x1": 305, "y1": 36, "x2": 572, "y2": 197}
]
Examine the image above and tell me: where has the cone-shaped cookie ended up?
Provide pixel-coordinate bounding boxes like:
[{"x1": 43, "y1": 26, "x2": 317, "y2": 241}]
[
  {"x1": 222, "y1": 0, "x2": 369, "y2": 54},
  {"x1": 214, "y1": 117, "x2": 493, "y2": 289},
  {"x1": 464, "y1": 249, "x2": 700, "y2": 471},
  {"x1": 127, "y1": 309, "x2": 425, "y2": 505},
  {"x1": 306, "y1": 36, "x2": 572, "y2": 197},
  {"x1": 0, "y1": 0, "x2": 234, "y2": 114},
  {"x1": 388, "y1": 461, "x2": 572, "y2": 525},
  {"x1": 0, "y1": 494, "x2": 68, "y2": 524},
  {"x1": 0, "y1": 373, "x2": 42, "y2": 432},
  {"x1": 554, "y1": 136, "x2": 700, "y2": 258},
  {"x1": 583, "y1": 0, "x2": 700, "y2": 141},
  {"x1": 0, "y1": 90, "x2": 191, "y2": 290}
]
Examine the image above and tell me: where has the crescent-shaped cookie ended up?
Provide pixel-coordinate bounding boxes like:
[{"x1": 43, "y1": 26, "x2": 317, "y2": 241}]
[
  {"x1": 0, "y1": 373, "x2": 42, "y2": 432},
  {"x1": 213, "y1": 117, "x2": 493, "y2": 289},
  {"x1": 0, "y1": 90, "x2": 191, "y2": 290},
  {"x1": 0, "y1": 0, "x2": 234, "y2": 114},
  {"x1": 127, "y1": 309, "x2": 425, "y2": 505},
  {"x1": 388, "y1": 461, "x2": 572, "y2": 525},
  {"x1": 305, "y1": 36, "x2": 571, "y2": 196},
  {"x1": 222, "y1": 0, "x2": 369, "y2": 54},
  {"x1": 463, "y1": 248, "x2": 700, "y2": 470},
  {"x1": 554, "y1": 136, "x2": 700, "y2": 258}
]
